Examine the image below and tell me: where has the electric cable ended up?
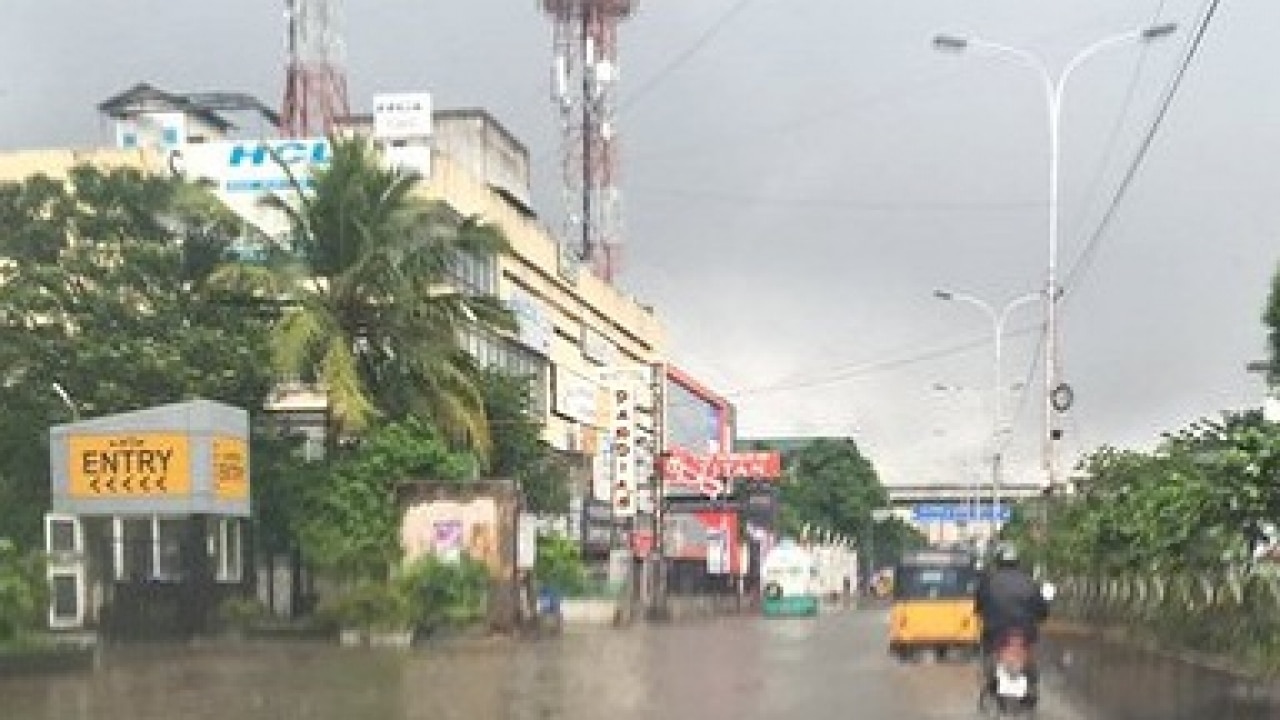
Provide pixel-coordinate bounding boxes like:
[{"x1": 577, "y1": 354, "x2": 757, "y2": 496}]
[
  {"x1": 717, "y1": 322, "x2": 1043, "y2": 399},
  {"x1": 620, "y1": 0, "x2": 761, "y2": 113},
  {"x1": 1062, "y1": 0, "x2": 1223, "y2": 298},
  {"x1": 1065, "y1": 0, "x2": 1170, "y2": 254}
]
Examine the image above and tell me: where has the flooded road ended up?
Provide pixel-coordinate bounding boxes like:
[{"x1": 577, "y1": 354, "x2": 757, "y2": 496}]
[{"x1": 0, "y1": 609, "x2": 1082, "y2": 720}]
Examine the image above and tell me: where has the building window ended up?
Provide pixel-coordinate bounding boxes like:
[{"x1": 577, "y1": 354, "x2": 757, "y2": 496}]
[
  {"x1": 459, "y1": 327, "x2": 549, "y2": 417},
  {"x1": 120, "y1": 132, "x2": 138, "y2": 149},
  {"x1": 114, "y1": 516, "x2": 187, "y2": 582},
  {"x1": 449, "y1": 250, "x2": 497, "y2": 297}
]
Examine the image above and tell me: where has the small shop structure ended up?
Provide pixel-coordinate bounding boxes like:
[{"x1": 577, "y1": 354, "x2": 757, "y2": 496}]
[
  {"x1": 659, "y1": 447, "x2": 782, "y2": 601},
  {"x1": 46, "y1": 399, "x2": 250, "y2": 638},
  {"x1": 760, "y1": 539, "x2": 820, "y2": 617}
]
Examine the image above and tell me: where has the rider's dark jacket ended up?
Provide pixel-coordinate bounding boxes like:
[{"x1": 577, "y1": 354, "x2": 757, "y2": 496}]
[{"x1": 974, "y1": 565, "x2": 1049, "y2": 646}]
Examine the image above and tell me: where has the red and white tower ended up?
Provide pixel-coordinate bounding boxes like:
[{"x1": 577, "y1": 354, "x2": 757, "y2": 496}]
[
  {"x1": 543, "y1": 0, "x2": 633, "y2": 283},
  {"x1": 280, "y1": 0, "x2": 350, "y2": 137}
]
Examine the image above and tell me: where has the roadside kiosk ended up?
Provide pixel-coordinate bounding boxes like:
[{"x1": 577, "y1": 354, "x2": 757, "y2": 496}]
[
  {"x1": 760, "y1": 538, "x2": 819, "y2": 617},
  {"x1": 46, "y1": 399, "x2": 250, "y2": 636}
]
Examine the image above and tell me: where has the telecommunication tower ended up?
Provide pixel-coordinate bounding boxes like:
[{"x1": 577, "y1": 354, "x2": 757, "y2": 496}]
[
  {"x1": 280, "y1": 0, "x2": 350, "y2": 137},
  {"x1": 543, "y1": 0, "x2": 633, "y2": 283}
]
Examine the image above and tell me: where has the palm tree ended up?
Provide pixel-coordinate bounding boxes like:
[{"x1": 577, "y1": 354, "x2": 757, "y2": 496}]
[{"x1": 220, "y1": 134, "x2": 514, "y2": 456}]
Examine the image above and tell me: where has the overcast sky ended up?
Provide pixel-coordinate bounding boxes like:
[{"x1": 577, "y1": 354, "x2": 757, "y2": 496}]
[{"x1": 2, "y1": 0, "x2": 1276, "y2": 489}]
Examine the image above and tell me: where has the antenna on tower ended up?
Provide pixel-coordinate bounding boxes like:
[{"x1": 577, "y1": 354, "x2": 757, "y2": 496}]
[
  {"x1": 543, "y1": 0, "x2": 633, "y2": 284},
  {"x1": 281, "y1": 0, "x2": 350, "y2": 137}
]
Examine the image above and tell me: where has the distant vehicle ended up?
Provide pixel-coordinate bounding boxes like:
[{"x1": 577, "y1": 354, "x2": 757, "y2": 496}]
[
  {"x1": 888, "y1": 547, "x2": 980, "y2": 661},
  {"x1": 760, "y1": 539, "x2": 819, "y2": 617}
]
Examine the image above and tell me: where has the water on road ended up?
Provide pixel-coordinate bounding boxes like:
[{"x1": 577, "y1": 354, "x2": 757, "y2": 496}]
[{"x1": 0, "y1": 609, "x2": 1082, "y2": 720}]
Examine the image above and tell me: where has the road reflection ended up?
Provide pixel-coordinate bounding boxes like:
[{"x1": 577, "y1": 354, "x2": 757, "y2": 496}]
[{"x1": 0, "y1": 612, "x2": 1057, "y2": 720}]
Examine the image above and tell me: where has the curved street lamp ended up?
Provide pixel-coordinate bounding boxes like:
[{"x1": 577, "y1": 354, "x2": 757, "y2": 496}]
[
  {"x1": 934, "y1": 289, "x2": 1041, "y2": 533},
  {"x1": 932, "y1": 22, "x2": 1179, "y2": 492}
]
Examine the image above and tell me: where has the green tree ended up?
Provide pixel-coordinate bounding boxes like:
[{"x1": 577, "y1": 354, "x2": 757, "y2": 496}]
[
  {"x1": 1016, "y1": 411, "x2": 1280, "y2": 575},
  {"x1": 778, "y1": 437, "x2": 888, "y2": 545},
  {"x1": 249, "y1": 427, "x2": 324, "y2": 557},
  {"x1": 294, "y1": 417, "x2": 471, "y2": 581},
  {"x1": 481, "y1": 369, "x2": 571, "y2": 515},
  {"x1": 0, "y1": 538, "x2": 45, "y2": 644},
  {"x1": 218, "y1": 135, "x2": 515, "y2": 455},
  {"x1": 0, "y1": 166, "x2": 276, "y2": 547}
]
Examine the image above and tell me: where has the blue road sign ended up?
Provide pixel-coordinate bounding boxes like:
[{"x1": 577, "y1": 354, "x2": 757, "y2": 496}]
[{"x1": 911, "y1": 502, "x2": 1011, "y2": 524}]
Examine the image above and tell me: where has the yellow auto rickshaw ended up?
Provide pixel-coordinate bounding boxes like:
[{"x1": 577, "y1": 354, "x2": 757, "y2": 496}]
[{"x1": 888, "y1": 548, "x2": 980, "y2": 661}]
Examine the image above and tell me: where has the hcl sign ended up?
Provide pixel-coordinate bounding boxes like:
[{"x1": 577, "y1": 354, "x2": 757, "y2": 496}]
[
  {"x1": 226, "y1": 139, "x2": 330, "y2": 168},
  {"x1": 170, "y1": 137, "x2": 332, "y2": 238},
  {"x1": 222, "y1": 139, "x2": 329, "y2": 193},
  {"x1": 174, "y1": 138, "x2": 331, "y2": 196}
]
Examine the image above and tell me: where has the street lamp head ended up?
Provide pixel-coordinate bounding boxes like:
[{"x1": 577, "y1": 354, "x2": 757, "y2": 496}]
[
  {"x1": 933, "y1": 289, "x2": 955, "y2": 301},
  {"x1": 933, "y1": 34, "x2": 969, "y2": 53},
  {"x1": 1141, "y1": 23, "x2": 1178, "y2": 41}
]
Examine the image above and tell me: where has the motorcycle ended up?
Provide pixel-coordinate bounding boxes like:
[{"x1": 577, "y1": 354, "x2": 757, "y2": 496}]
[{"x1": 978, "y1": 582, "x2": 1055, "y2": 718}]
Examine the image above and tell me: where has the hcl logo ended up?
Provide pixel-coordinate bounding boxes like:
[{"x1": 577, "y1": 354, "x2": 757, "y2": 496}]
[{"x1": 226, "y1": 139, "x2": 330, "y2": 168}]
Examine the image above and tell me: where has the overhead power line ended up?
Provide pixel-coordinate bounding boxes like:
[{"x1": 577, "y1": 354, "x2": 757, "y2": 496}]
[
  {"x1": 1062, "y1": 0, "x2": 1223, "y2": 297},
  {"x1": 720, "y1": 321, "x2": 1043, "y2": 400},
  {"x1": 621, "y1": 0, "x2": 760, "y2": 112}
]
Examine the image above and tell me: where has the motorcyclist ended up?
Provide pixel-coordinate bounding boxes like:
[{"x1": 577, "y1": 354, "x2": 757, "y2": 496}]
[{"x1": 974, "y1": 542, "x2": 1050, "y2": 702}]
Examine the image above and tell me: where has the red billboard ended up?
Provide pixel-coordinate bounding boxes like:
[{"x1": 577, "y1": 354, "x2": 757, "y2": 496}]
[{"x1": 661, "y1": 446, "x2": 782, "y2": 497}]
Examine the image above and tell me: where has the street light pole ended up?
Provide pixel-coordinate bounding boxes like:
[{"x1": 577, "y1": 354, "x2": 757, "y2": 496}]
[
  {"x1": 934, "y1": 23, "x2": 1178, "y2": 493},
  {"x1": 934, "y1": 290, "x2": 1039, "y2": 535}
]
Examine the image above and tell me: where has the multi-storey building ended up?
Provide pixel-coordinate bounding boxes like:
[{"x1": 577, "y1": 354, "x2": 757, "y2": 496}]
[{"x1": 0, "y1": 84, "x2": 678, "y2": 540}]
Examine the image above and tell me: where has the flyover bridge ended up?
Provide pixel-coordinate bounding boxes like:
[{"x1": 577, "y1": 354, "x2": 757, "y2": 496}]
[
  {"x1": 885, "y1": 482, "x2": 1045, "y2": 505},
  {"x1": 881, "y1": 482, "x2": 1046, "y2": 546}
]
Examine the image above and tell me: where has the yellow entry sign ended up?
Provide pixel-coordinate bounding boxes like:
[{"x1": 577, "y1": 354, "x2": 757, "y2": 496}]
[
  {"x1": 69, "y1": 434, "x2": 191, "y2": 497},
  {"x1": 213, "y1": 436, "x2": 249, "y2": 500}
]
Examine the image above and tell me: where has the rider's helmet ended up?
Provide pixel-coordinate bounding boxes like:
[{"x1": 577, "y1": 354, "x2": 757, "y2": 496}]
[{"x1": 992, "y1": 542, "x2": 1020, "y2": 568}]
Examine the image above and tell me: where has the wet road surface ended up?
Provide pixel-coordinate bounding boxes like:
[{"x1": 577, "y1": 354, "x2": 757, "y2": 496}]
[{"x1": 1, "y1": 608, "x2": 1083, "y2": 720}]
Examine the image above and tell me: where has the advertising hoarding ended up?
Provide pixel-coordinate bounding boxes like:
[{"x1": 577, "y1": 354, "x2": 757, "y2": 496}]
[
  {"x1": 373, "y1": 93, "x2": 433, "y2": 139},
  {"x1": 664, "y1": 510, "x2": 741, "y2": 574},
  {"x1": 552, "y1": 365, "x2": 600, "y2": 426},
  {"x1": 169, "y1": 138, "x2": 330, "y2": 238}
]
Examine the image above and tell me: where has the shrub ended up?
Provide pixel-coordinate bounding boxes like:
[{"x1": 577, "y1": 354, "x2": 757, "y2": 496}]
[
  {"x1": 397, "y1": 555, "x2": 489, "y2": 632},
  {"x1": 215, "y1": 594, "x2": 268, "y2": 631},
  {"x1": 535, "y1": 533, "x2": 586, "y2": 596},
  {"x1": 0, "y1": 538, "x2": 45, "y2": 644},
  {"x1": 316, "y1": 580, "x2": 414, "y2": 632}
]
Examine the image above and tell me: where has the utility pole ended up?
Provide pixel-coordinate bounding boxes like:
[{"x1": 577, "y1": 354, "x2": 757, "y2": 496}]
[{"x1": 647, "y1": 362, "x2": 669, "y2": 620}]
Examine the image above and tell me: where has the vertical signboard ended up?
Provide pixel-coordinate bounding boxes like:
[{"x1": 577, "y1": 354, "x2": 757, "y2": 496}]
[
  {"x1": 609, "y1": 384, "x2": 637, "y2": 518},
  {"x1": 212, "y1": 436, "x2": 249, "y2": 501}
]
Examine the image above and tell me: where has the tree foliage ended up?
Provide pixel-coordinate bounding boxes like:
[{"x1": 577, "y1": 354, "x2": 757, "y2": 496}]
[
  {"x1": 216, "y1": 135, "x2": 515, "y2": 455},
  {"x1": 294, "y1": 418, "x2": 472, "y2": 581},
  {"x1": 481, "y1": 369, "x2": 571, "y2": 514},
  {"x1": 0, "y1": 538, "x2": 44, "y2": 644},
  {"x1": 776, "y1": 437, "x2": 923, "y2": 566},
  {"x1": 1007, "y1": 410, "x2": 1280, "y2": 574},
  {"x1": 0, "y1": 166, "x2": 275, "y2": 547}
]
